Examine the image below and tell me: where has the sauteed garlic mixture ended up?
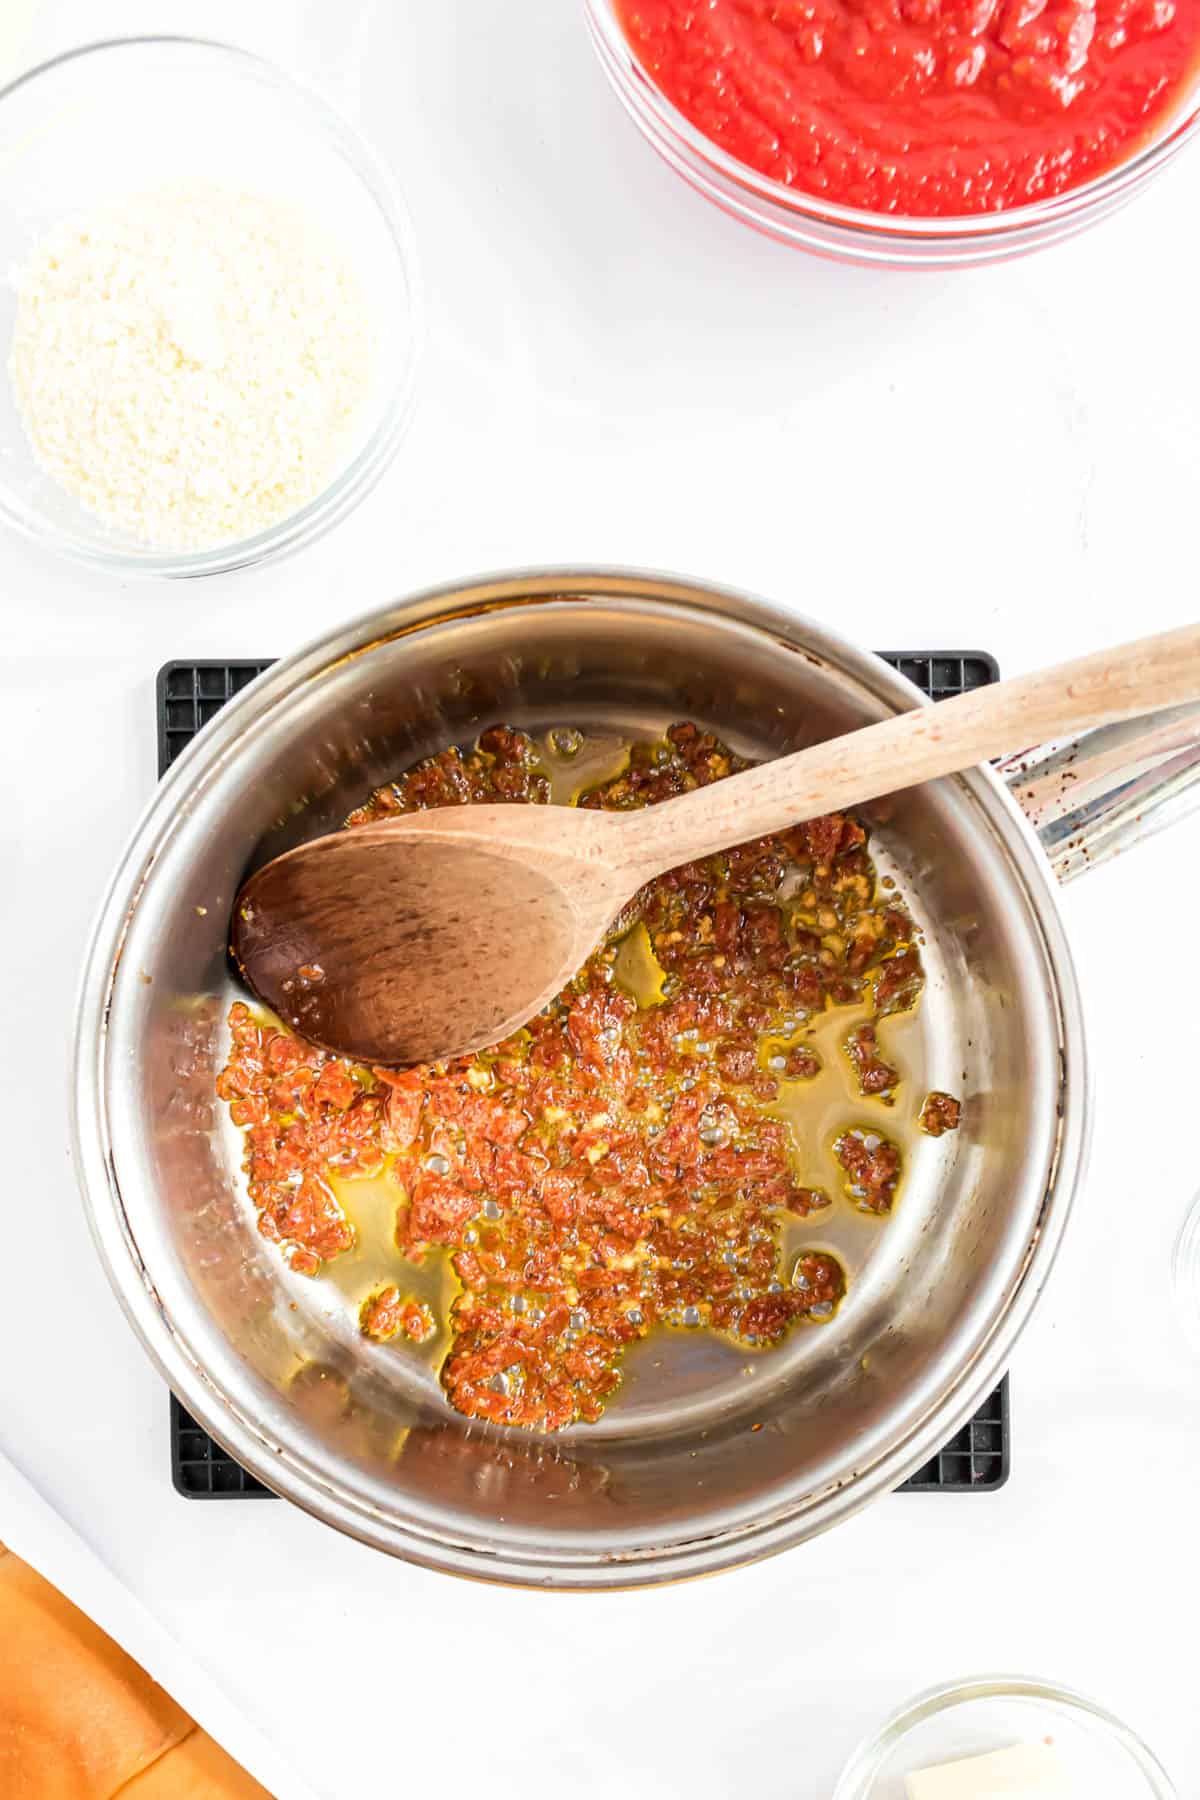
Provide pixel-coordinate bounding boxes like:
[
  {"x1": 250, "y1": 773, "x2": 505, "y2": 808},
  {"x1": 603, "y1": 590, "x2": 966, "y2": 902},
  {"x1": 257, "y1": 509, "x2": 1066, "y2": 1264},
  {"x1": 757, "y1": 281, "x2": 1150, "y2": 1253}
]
[{"x1": 218, "y1": 722, "x2": 957, "y2": 1431}]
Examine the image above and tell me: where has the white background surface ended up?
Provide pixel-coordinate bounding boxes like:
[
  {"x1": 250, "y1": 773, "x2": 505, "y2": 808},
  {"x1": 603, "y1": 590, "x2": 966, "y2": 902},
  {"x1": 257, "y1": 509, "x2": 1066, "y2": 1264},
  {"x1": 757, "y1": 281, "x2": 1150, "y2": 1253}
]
[{"x1": 1, "y1": 1, "x2": 1198, "y2": 1794}]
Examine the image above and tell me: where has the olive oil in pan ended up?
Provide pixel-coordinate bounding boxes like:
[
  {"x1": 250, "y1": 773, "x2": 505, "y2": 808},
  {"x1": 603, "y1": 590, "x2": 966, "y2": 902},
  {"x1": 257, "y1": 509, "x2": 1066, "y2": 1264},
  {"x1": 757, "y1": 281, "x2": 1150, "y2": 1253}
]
[
  {"x1": 605, "y1": 907, "x2": 934, "y2": 1282},
  {"x1": 611, "y1": 920, "x2": 668, "y2": 1007},
  {"x1": 773, "y1": 998, "x2": 929, "y2": 1275},
  {"x1": 325, "y1": 1166, "x2": 458, "y2": 1377},
  {"x1": 538, "y1": 727, "x2": 631, "y2": 804}
]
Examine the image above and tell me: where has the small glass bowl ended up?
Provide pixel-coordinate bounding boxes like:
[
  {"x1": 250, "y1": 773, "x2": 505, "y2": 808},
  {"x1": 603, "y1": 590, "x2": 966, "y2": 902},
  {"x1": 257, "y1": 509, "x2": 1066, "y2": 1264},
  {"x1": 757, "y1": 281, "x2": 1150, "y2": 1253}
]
[
  {"x1": 583, "y1": 0, "x2": 1200, "y2": 269},
  {"x1": 0, "y1": 37, "x2": 421, "y2": 577},
  {"x1": 834, "y1": 1674, "x2": 1177, "y2": 1797}
]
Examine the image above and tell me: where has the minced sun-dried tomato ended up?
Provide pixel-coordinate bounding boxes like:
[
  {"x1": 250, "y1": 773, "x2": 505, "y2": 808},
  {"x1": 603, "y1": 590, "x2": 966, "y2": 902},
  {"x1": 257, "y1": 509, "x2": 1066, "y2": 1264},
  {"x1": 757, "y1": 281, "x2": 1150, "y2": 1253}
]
[{"x1": 218, "y1": 721, "x2": 942, "y2": 1431}]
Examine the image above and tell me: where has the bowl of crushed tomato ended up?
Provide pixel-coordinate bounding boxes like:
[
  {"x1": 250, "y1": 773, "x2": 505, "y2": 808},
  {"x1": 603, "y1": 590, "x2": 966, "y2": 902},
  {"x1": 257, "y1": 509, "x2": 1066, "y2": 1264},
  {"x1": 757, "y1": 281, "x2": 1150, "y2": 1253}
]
[{"x1": 585, "y1": 0, "x2": 1200, "y2": 264}]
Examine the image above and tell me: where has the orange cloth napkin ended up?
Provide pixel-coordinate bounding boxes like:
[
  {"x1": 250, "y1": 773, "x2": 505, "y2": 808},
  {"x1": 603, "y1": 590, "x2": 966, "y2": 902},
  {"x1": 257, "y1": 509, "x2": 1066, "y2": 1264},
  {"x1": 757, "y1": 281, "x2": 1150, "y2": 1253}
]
[{"x1": 0, "y1": 1540, "x2": 274, "y2": 1798}]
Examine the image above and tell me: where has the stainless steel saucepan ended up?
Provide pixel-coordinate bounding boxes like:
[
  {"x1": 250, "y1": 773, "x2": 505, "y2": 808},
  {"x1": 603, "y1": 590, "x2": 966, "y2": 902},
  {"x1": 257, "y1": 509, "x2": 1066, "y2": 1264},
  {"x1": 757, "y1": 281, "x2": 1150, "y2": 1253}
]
[{"x1": 72, "y1": 571, "x2": 1200, "y2": 1588}]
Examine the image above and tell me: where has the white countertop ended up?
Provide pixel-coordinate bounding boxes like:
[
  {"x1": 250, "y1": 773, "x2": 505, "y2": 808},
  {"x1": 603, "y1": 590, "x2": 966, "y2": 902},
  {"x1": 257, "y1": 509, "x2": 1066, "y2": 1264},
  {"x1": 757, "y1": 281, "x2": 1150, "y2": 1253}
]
[{"x1": 2, "y1": 1, "x2": 1198, "y2": 1794}]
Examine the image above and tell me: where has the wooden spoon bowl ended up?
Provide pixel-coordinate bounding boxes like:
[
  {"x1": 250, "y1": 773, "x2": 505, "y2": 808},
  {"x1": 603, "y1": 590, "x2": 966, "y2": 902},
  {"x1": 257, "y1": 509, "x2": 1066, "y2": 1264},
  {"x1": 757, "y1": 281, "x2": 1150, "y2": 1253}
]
[{"x1": 233, "y1": 805, "x2": 630, "y2": 1065}]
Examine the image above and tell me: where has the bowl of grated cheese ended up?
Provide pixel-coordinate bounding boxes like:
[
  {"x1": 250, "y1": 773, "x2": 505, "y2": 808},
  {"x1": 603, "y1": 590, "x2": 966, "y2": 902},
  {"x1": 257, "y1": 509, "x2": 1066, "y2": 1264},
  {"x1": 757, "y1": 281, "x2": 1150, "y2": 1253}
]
[{"x1": 0, "y1": 36, "x2": 421, "y2": 576}]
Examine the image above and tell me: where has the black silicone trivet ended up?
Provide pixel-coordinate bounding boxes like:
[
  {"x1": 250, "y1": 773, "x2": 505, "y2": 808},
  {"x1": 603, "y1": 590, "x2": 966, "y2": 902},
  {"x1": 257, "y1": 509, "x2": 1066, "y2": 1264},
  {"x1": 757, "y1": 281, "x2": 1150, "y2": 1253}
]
[
  {"x1": 158, "y1": 660, "x2": 273, "y2": 772},
  {"x1": 159, "y1": 652, "x2": 1009, "y2": 1497}
]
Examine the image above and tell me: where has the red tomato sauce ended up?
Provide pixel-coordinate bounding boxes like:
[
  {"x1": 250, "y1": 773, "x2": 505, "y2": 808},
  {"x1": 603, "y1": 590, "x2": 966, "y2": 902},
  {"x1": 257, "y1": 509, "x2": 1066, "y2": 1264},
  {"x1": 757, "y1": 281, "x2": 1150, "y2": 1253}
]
[{"x1": 614, "y1": 0, "x2": 1200, "y2": 215}]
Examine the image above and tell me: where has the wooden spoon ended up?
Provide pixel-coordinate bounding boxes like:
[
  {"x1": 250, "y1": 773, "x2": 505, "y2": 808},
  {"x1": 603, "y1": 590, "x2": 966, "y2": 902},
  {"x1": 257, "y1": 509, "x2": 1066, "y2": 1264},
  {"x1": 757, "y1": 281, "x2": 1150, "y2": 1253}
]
[{"x1": 232, "y1": 624, "x2": 1200, "y2": 1066}]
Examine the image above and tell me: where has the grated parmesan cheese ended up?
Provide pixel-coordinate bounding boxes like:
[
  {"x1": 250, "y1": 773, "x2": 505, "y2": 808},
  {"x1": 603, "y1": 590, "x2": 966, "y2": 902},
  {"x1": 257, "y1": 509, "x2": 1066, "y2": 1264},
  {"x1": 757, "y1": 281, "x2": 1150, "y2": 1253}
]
[{"x1": 8, "y1": 182, "x2": 373, "y2": 551}]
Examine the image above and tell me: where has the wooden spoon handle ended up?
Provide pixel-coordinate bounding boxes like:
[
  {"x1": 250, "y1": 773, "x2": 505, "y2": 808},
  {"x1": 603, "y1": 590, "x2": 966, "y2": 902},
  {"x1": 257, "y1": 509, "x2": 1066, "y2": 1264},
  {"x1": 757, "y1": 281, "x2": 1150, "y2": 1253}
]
[{"x1": 615, "y1": 623, "x2": 1200, "y2": 877}]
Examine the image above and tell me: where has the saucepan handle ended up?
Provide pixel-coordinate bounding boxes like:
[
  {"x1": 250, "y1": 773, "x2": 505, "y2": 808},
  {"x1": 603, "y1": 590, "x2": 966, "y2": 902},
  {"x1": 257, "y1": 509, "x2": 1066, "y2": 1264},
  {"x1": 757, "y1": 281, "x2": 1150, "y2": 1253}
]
[{"x1": 999, "y1": 702, "x2": 1200, "y2": 883}]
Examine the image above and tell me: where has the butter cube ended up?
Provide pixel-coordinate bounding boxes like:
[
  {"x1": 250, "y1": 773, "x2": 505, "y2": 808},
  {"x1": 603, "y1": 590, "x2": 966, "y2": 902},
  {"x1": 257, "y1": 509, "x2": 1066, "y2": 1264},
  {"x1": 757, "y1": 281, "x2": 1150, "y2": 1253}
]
[{"x1": 905, "y1": 1742, "x2": 1072, "y2": 1798}]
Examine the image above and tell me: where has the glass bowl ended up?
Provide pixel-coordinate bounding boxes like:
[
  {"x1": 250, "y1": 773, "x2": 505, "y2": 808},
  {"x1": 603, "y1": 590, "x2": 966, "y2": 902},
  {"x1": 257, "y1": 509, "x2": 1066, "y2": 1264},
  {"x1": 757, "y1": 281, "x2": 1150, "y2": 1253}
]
[
  {"x1": 583, "y1": 0, "x2": 1200, "y2": 269},
  {"x1": 0, "y1": 37, "x2": 421, "y2": 577},
  {"x1": 834, "y1": 1674, "x2": 1177, "y2": 1797}
]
